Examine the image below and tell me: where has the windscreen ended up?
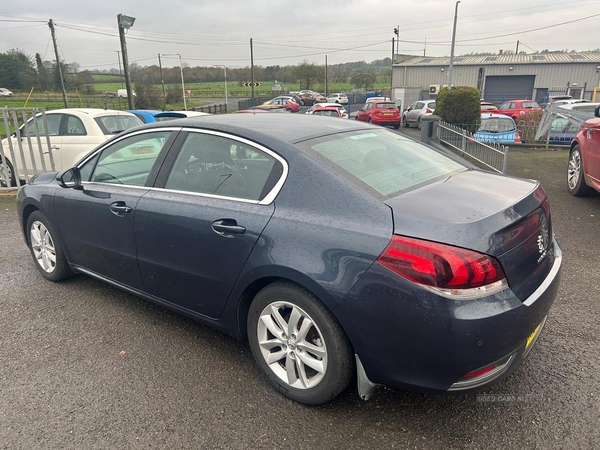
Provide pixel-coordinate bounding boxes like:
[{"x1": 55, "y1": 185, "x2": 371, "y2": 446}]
[
  {"x1": 298, "y1": 130, "x2": 465, "y2": 198},
  {"x1": 94, "y1": 115, "x2": 143, "y2": 134}
]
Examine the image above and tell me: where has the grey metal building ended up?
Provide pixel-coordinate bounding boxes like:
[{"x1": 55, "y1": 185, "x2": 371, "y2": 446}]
[{"x1": 392, "y1": 52, "x2": 600, "y2": 104}]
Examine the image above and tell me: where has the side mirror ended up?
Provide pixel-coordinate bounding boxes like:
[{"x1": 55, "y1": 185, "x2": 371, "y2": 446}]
[
  {"x1": 56, "y1": 167, "x2": 82, "y2": 189},
  {"x1": 595, "y1": 105, "x2": 600, "y2": 118}
]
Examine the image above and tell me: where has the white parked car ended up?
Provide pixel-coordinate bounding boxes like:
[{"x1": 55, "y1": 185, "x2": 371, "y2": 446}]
[
  {"x1": 305, "y1": 102, "x2": 348, "y2": 119},
  {"x1": 117, "y1": 89, "x2": 137, "y2": 98},
  {"x1": 326, "y1": 93, "x2": 348, "y2": 105},
  {"x1": 0, "y1": 109, "x2": 142, "y2": 186},
  {"x1": 0, "y1": 88, "x2": 13, "y2": 97}
]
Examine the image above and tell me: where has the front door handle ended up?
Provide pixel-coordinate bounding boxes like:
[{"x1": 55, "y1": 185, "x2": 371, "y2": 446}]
[
  {"x1": 212, "y1": 219, "x2": 246, "y2": 237},
  {"x1": 110, "y1": 201, "x2": 132, "y2": 216}
]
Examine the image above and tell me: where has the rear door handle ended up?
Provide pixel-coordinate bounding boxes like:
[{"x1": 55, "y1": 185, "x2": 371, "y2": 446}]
[
  {"x1": 110, "y1": 201, "x2": 132, "y2": 216},
  {"x1": 212, "y1": 219, "x2": 246, "y2": 236}
]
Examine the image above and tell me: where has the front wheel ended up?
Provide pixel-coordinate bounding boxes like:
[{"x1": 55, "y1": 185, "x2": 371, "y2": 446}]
[
  {"x1": 402, "y1": 116, "x2": 409, "y2": 128},
  {"x1": 0, "y1": 156, "x2": 16, "y2": 187},
  {"x1": 27, "y1": 211, "x2": 74, "y2": 281},
  {"x1": 568, "y1": 145, "x2": 593, "y2": 196},
  {"x1": 417, "y1": 118, "x2": 423, "y2": 130},
  {"x1": 247, "y1": 282, "x2": 353, "y2": 405}
]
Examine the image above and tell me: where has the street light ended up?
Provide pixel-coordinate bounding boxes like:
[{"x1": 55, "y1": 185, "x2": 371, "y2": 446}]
[
  {"x1": 447, "y1": 1, "x2": 460, "y2": 91},
  {"x1": 117, "y1": 13, "x2": 136, "y2": 109},
  {"x1": 162, "y1": 53, "x2": 187, "y2": 111},
  {"x1": 213, "y1": 65, "x2": 227, "y2": 110}
]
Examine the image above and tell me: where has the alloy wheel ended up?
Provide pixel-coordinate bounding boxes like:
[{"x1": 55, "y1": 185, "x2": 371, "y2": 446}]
[
  {"x1": 0, "y1": 162, "x2": 11, "y2": 187},
  {"x1": 30, "y1": 221, "x2": 57, "y2": 273},
  {"x1": 568, "y1": 149, "x2": 581, "y2": 190},
  {"x1": 256, "y1": 302, "x2": 328, "y2": 389}
]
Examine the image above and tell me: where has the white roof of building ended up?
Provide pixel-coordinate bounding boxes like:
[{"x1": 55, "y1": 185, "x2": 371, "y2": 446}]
[{"x1": 395, "y1": 52, "x2": 600, "y2": 66}]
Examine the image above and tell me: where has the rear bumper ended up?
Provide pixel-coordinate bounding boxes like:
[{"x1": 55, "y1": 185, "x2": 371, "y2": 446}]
[
  {"x1": 372, "y1": 117, "x2": 400, "y2": 126},
  {"x1": 334, "y1": 238, "x2": 562, "y2": 394}
]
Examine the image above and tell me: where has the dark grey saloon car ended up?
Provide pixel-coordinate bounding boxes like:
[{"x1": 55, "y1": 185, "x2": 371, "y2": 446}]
[{"x1": 17, "y1": 114, "x2": 561, "y2": 404}]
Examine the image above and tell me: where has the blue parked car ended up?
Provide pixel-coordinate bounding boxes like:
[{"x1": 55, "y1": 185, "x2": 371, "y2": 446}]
[
  {"x1": 475, "y1": 113, "x2": 521, "y2": 144},
  {"x1": 16, "y1": 115, "x2": 560, "y2": 404},
  {"x1": 127, "y1": 110, "x2": 162, "y2": 124}
]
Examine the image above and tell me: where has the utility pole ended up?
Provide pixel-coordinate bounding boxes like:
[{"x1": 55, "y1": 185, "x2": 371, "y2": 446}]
[
  {"x1": 424, "y1": 37, "x2": 427, "y2": 57},
  {"x1": 214, "y1": 65, "x2": 227, "y2": 109},
  {"x1": 516, "y1": 40, "x2": 520, "y2": 54},
  {"x1": 448, "y1": 1, "x2": 460, "y2": 91},
  {"x1": 48, "y1": 19, "x2": 69, "y2": 108},
  {"x1": 250, "y1": 38, "x2": 255, "y2": 103},
  {"x1": 391, "y1": 38, "x2": 395, "y2": 92},
  {"x1": 158, "y1": 53, "x2": 166, "y2": 111},
  {"x1": 115, "y1": 50, "x2": 123, "y2": 88},
  {"x1": 325, "y1": 55, "x2": 328, "y2": 96},
  {"x1": 177, "y1": 54, "x2": 186, "y2": 111},
  {"x1": 117, "y1": 14, "x2": 136, "y2": 109},
  {"x1": 396, "y1": 25, "x2": 399, "y2": 55}
]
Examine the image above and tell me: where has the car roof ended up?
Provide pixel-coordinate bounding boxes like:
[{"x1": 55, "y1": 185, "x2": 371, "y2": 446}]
[
  {"x1": 46, "y1": 108, "x2": 137, "y2": 117},
  {"x1": 136, "y1": 113, "x2": 375, "y2": 144},
  {"x1": 313, "y1": 102, "x2": 345, "y2": 108},
  {"x1": 480, "y1": 113, "x2": 514, "y2": 119},
  {"x1": 313, "y1": 106, "x2": 340, "y2": 110}
]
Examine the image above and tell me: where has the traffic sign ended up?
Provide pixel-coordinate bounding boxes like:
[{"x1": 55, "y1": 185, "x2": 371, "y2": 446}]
[{"x1": 243, "y1": 82, "x2": 262, "y2": 87}]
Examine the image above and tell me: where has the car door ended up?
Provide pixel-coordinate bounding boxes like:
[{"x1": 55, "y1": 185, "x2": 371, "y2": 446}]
[
  {"x1": 8, "y1": 113, "x2": 63, "y2": 179},
  {"x1": 134, "y1": 130, "x2": 286, "y2": 318},
  {"x1": 54, "y1": 129, "x2": 177, "y2": 289},
  {"x1": 407, "y1": 102, "x2": 421, "y2": 124},
  {"x1": 584, "y1": 118, "x2": 600, "y2": 182},
  {"x1": 356, "y1": 104, "x2": 368, "y2": 121}
]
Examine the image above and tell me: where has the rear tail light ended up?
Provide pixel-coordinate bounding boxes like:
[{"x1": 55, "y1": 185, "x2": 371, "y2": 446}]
[
  {"x1": 377, "y1": 235, "x2": 508, "y2": 300},
  {"x1": 515, "y1": 132, "x2": 522, "y2": 143},
  {"x1": 426, "y1": 108, "x2": 433, "y2": 113},
  {"x1": 464, "y1": 364, "x2": 499, "y2": 378}
]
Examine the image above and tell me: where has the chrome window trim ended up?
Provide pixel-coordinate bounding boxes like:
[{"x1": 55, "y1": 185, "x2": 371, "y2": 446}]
[
  {"x1": 179, "y1": 127, "x2": 289, "y2": 205},
  {"x1": 81, "y1": 181, "x2": 150, "y2": 191},
  {"x1": 148, "y1": 187, "x2": 259, "y2": 204}
]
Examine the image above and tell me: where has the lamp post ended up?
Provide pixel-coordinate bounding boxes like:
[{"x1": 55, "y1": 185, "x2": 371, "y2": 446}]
[
  {"x1": 162, "y1": 53, "x2": 187, "y2": 110},
  {"x1": 117, "y1": 13, "x2": 136, "y2": 109},
  {"x1": 160, "y1": 54, "x2": 187, "y2": 110},
  {"x1": 213, "y1": 65, "x2": 227, "y2": 111},
  {"x1": 447, "y1": 1, "x2": 460, "y2": 91}
]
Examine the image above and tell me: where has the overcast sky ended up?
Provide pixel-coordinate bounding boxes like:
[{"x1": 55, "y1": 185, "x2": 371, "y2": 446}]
[{"x1": 1, "y1": 0, "x2": 599, "y2": 70}]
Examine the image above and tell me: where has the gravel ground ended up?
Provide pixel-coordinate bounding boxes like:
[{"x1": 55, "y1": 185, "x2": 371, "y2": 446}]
[{"x1": 0, "y1": 141, "x2": 599, "y2": 449}]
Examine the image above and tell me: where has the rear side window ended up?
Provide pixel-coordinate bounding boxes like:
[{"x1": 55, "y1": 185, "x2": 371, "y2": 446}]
[
  {"x1": 298, "y1": 130, "x2": 465, "y2": 198},
  {"x1": 522, "y1": 101, "x2": 540, "y2": 108},
  {"x1": 164, "y1": 133, "x2": 283, "y2": 202}
]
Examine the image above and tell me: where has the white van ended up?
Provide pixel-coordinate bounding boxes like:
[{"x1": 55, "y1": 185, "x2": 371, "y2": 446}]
[{"x1": 117, "y1": 89, "x2": 136, "y2": 98}]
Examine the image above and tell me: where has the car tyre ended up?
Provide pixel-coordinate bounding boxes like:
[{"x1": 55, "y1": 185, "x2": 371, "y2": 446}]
[
  {"x1": 403, "y1": 116, "x2": 409, "y2": 128},
  {"x1": 247, "y1": 282, "x2": 353, "y2": 405},
  {"x1": 393, "y1": 123, "x2": 400, "y2": 129},
  {"x1": 368, "y1": 118, "x2": 373, "y2": 124},
  {"x1": 0, "y1": 156, "x2": 16, "y2": 187},
  {"x1": 286, "y1": 108, "x2": 294, "y2": 113},
  {"x1": 568, "y1": 145, "x2": 593, "y2": 196},
  {"x1": 417, "y1": 118, "x2": 422, "y2": 130},
  {"x1": 26, "y1": 211, "x2": 74, "y2": 282}
]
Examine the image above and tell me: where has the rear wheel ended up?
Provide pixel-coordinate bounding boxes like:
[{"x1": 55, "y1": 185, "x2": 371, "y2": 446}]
[
  {"x1": 0, "y1": 156, "x2": 16, "y2": 187},
  {"x1": 393, "y1": 123, "x2": 400, "y2": 129},
  {"x1": 568, "y1": 145, "x2": 593, "y2": 196},
  {"x1": 247, "y1": 282, "x2": 353, "y2": 405},
  {"x1": 26, "y1": 211, "x2": 74, "y2": 281},
  {"x1": 286, "y1": 108, "x2": 294, "y2": 113}
]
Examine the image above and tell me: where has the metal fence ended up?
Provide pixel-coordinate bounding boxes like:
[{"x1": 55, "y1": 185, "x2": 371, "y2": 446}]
[
  {"x1": 437, "y1": 121, "x2": 508, "y2": 174},
  {"x1": 237, "y1": 96, "x2": 273, "y2": 111},
  {"x1": 193, "y1": 103, "x2": 228, "y2": 114},
  {"x1": 1, "y1": 107, "x2": 53, "y2": 189}
]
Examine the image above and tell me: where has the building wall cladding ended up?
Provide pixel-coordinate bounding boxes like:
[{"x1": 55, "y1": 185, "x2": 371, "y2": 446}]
[{"x1": 393, "y1": 53, "x2": 600, "y2": 99}]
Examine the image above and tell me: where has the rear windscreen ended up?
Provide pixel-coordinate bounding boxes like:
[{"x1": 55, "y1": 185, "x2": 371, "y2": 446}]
[
  {"x1": 522, "y1": 101, "x2": 540, "y2": 108},
  {"x1": 376, "y1": 103, "x2": 397, "y2": 109},
  {"x1": 298, "y1": 130, "x2": 465, "y2": 198},
  {"x1": 478, "y1": 118, "x2": 516, "y2": 132},
  {"x1": 95, "y1": 115, "x2": 143, "y2": 134}
]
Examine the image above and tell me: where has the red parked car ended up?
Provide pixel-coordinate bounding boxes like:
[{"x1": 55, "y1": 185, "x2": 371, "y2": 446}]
[
  {"x1": 355, "y1": 100, "x2": 401, "y2": 129},
  {"x1": 263, "y1": 98, "x2": 300, "y2": 112},
  {"x1": 567, "y1": 105, "x2": 600, "y2": 196},
  {"x1": 497, "y1": 100, "x2": 541, "y2": 121},
  {"x1": 481, "y1": 101, "x2": 499, "y2": 114}
]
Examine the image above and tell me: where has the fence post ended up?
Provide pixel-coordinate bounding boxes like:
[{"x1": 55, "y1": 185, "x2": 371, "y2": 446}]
[
  {"x1": 502, "y1": 146, "x2": 509, "y2": 174},
  {"x1": 461, "y1": 129, "x2": 467, "y2": 152}
]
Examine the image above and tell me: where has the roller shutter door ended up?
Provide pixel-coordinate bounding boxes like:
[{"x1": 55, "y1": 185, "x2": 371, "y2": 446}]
[{"x1": 483, "y1": 75, "x2": 535, "y2": 104}]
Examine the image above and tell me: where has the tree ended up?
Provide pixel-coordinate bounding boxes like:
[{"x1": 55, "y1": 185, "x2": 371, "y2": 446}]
[
  {"x1": 292, "y1": 60, "x2": 322, "y2": 90},
  {"x1": 0, "y1": 49, "x2": 36, "y2": 90},
  {"x1": 435, "y1": 86, "x2": 481, "y2": 131},
  {"x1": 351, "y1": 72, "x2": 376, "y2": 89},
  {"x1": 35, "y1": 53, "x2": 51, "y2": 91},
  {"x1": 134, "y1": 82, "x2": 162, "y2": 109}
]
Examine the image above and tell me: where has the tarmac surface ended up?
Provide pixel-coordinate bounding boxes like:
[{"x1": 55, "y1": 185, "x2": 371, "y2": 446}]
[{"x1": 0, "y1": 129, "x2": 599, "y2": 449}]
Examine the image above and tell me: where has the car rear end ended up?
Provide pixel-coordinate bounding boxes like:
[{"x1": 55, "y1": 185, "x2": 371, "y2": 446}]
[
  {"x1": 298, "y1": 129, "x2": 560, "y2": 394},
  {"x1": 475, "y1": 115, "x2": 521, "y2": 144},
  {"x1": 371, "y1": 102, "x2": 400, "y2": 127},
  {"x1": 519, "y1": 100, "x2": 541, "y2": 116}
]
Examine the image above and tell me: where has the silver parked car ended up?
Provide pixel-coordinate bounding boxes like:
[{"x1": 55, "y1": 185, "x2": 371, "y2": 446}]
[{"x1": 403, "y1": 100, "x2": 436, "y2": 129}]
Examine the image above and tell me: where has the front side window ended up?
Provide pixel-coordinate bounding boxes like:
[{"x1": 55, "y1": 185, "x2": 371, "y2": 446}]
[
  {"x1": 499, "y1": 103, "x2": 510, "y2": 110},
  {"x1": 25, "y1": 114, "x2": 62, "y2": 136},
  {"x1": 87, "y1": 131, "x2": 170, "y2": 186},
  {"x1": 164, "y1": 133, "x2": 282, "y2": 202}
]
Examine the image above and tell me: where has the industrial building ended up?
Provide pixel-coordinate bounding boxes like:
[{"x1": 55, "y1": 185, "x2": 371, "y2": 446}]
[{"x1": 391, "y1": 52, "x2": 600, "y2": 105}]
